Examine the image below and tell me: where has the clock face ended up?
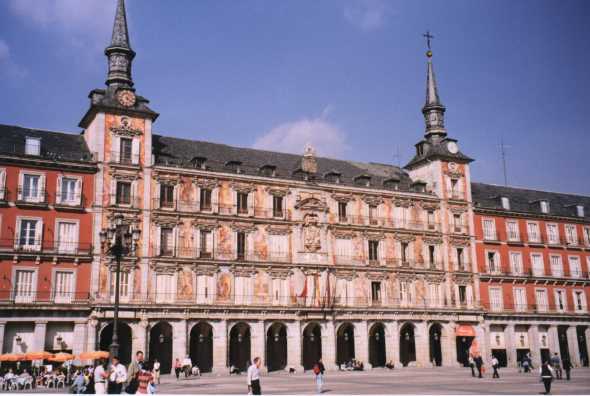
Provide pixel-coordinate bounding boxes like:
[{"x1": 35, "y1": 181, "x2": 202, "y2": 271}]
[
  {"x1": 117, "y1": 90, "x2": 136, "y2": 107},
  {"x1": 447, "y1": 141, "x2": 459, "y2": 154}
]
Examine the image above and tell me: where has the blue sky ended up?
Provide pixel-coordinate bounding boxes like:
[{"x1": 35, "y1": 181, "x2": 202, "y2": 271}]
[{"x1": 1, "y1": 0, "x2": 589, "y2": 194}]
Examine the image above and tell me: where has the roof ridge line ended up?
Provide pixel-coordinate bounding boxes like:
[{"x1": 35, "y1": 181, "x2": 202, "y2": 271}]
[{"x1": 472, "y1": 181, "x2": 590, "y2": 199}]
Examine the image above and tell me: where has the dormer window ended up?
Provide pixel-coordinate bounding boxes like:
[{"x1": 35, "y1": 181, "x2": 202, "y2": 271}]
[
  {"x1": 225, "y1": 160, "x2": 242, "y2": 174},
  {"x1": 412, "y1": 181, "x2": 427, "y2": 193},
  {"x1": 501, "y1": 197, "x2": 510, "y2": 210},
  {"x1": 292, "y1": 168, "x2": 309, "y2": 181},
  {"x1": 324, "y1": 170, "x2": 341, "y2": 184},
  {"x1": 540, "y1": 200, "x2": 550, "y2": 214},
  {"x1": 191, "y1": 156, "x2": 207, "y2": 169},
  {"x1": 259, "y1": 164, "x2": 276, "y2": 177},
  {"x1": 25, "y1": 137, "x2": 41, "y2": 156},
  {"x1": 383, "y1": 178, "x2": 400, "y2": 190},
  {"x1": 354, "y1": 175, "x2": 371, "y2": 187},
  {"x1": 577, "y1": 205, "x2": 585, "y2": 217}
]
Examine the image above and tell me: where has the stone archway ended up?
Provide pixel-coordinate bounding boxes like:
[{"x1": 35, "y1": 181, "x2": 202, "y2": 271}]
[
  {"x1": 302, "y1": 322, "x2": 322, "y2": 370},
  {"x1": 149, "y1": 322, "x2": 173, "y2": 374},
  {"x1": 336, "y1": 322, "x2": 355, "y2": 365},
  {"x1": 99, "y1": 322, "x2": 132, "y2": 366},
  {"x1": 429, "y1": 323, "x2": 443, "y2": 366},
  {"x1": 266, "y1": 322, "x2": 287, "y2": 372},
  {"x1": 189, "y1": 322, "x2": 213, "y2": 373},
  {"x1": 399, "y1": 323, "x2": 416, "y2": 367},
  {"x1": 369, "y1": 323, "x2": 386, "y2": 368},
  {"x1": 229, "y1": 322, "x2": 251, "y2": 372}
]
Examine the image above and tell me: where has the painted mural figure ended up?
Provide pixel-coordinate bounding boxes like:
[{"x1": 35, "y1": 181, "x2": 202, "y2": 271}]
[{"x1": 303, "y1": 214, "x2": 321, "y2": 252}]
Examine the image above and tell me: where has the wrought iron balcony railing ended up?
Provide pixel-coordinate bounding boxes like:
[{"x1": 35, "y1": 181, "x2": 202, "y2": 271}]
[{"x1": 0, "y1": 239, "x2": 92, "y2": 255}]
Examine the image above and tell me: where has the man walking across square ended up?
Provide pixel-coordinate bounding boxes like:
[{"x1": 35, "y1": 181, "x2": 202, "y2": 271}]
[
  {"x1": 247, "y1": 357, "x2": 262, "y2": 395},
  {"x1": 491, "y1": 355, "x2": 500, "y2": 378}
]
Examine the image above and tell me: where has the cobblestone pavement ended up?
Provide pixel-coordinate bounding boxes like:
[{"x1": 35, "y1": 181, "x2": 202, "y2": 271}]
[{"x1": 11, "y1": 367, "x2": 590, "y2": 394}]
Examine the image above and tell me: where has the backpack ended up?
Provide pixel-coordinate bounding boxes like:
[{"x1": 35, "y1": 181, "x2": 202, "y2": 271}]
[{"x1": 313, "y1": 364, "x2": 320, "y2": 375}]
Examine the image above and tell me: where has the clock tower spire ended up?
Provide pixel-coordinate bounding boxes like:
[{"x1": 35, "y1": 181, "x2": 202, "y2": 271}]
[
  {"x1": 105, "y1": 0, "x2": 135, "y2": 89},
  {"x1": 422, "y1": 33, "x2": 446, "y2": 138}
]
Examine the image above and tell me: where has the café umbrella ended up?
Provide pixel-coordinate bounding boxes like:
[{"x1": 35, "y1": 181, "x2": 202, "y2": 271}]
[
  {"x1": 0, "y1": 353, "x2": 26, "y2": 362},
  {"x1": 49, "y1": 352, "x2": 75, "y2": 362},
  {"x1": 78, "y1": 351, "x2": 110, "y2": 360},
  {"x1": 24, "y1": 351, "x2": 54, "y2": 361}
]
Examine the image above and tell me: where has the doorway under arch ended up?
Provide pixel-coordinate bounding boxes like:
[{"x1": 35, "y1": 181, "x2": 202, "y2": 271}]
[
  {"x1": 369, "y1": 323, "x2": 386, "y2": 368},
  {"x1": 399, "y1": 323, "x2": 416, "y2": 367},
  {"x1": 266, "y1": 322, "x2": 288, "y2": 372},
  {"x1": 229, "y1": 322, "x2": 251, "y2": 372},
  {"x1": 336, "y1": 323, "x2": 355, "y2": 365},
  {"x1": 99, "y1": 322, "x2": 132, "y2": 366},
  {"x1": 302, "y1": 322, "x2": 322, "y2": 370},
  {"x1": 149, "y1": 321, "x2": 173, "y2": 374},
  {"x1": 429, "y1": 323, "x2": 443, "y2": 366},
  {"x1": 189, "y1": 322, "x2": 213, "y2": 373}
]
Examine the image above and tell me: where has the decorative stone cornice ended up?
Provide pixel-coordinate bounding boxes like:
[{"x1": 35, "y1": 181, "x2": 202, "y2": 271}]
[
  {"x1": 449, "y1": 236, "x2": 470, "y2": 246},
  {"x1": 331, "y1": 193, "x2": 353, "y2": 203},
  {"x1": 331, "y1": 228, "x2": 356, "y2": 239},
  {"x1": 393, "y1": 198, "x2": 413, "y2": 208},
  {"x1": 154, "y1": 173, "x2": 180, "y2": 185},
  {"x1": 362, "y1": 195, "x2": 383, "y2": 206},
  {"x1": 110, "y1": 116, "x2": 142, "y2": 137},
  {"x1": 393, "y1": 233, "x2": 416, "y2": 243},
  {"x1": 195, "y1": 178, "x2": 220, "y2": 189},
  {"x1": 363, "y1": 231, "x2": 386, "y2": 240},
  {"x1": 230, "y1": 221, "x2": 257, "y2": 233},
  {"x1": 366, "y1": 272, "x2": 388, "y2": 281},
  {"x1": 423, "y1": 236, "x2": 443, "y2": 245},
  {"x1": 150, "y1": 262, "x2": 177, "y2": 274},
  {"x1": 421, "y1": 201, "x2": 440, "y2": 211},
  {"x1": 191, "y1": 219, "x2": 218, "y2": 230},
  {"x1": 335, "y1": 270, "x2": 355, "y2": 281},
  {"x1": 109, "y1": 169, "x2": 142, "y2": 181},
  {"x1": 266, "y1": 187, "x2": 289, "y2": 197},
  {"x1": 294, "y1": 195, "x2": 328, "y2": 212},
  {"x1": 449, "y1": 205, "x2": 468, "y2": 214},
  {"x1": 194, "y1": 264, "x2": 217, "y2": 276},
  {"x1": 230, "y1": 182, "x2": 256, "y2": 193},
  {"x1": 266, "y1": 225, "x2": 291, "y2": 235},
  {"x1": 153, "y1": 214, "x2": 181, "y2": 226},
  {"x1": 452, "y1": 273, "x2": 473, "y2": 285}
]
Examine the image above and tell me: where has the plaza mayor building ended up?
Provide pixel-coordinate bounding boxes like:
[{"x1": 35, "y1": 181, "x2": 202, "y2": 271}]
[{"x1": 0, "y1": 0, "x2": 588, "y2": 374}]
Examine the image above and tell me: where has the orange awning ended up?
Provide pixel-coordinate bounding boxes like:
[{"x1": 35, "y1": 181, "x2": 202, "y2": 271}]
[
  {"x1": 78, "y1": 351, "x2": 109, "y2": 360},
  {"x1": 456, "y1": 324, "x2": 476, "y2": 337},
  {"x1": 0, "y1": 353, "x2": 27, "y2": 362},
  {"x1": 24, "y1": 351, "x2": 54, "y2": 361},
  {"x1": 49, "y1": 352, "x2": 74, "y2": 362}
]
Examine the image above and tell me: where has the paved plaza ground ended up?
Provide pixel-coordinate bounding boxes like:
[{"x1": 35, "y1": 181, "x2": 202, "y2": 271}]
[{"x1": 12, "y1": 367, "x2": 590, "y2": 394}]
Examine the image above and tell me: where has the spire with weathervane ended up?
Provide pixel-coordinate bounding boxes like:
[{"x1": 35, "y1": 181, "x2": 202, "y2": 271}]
[
  {"x1": 105, "y1": 0, "x2": 136, "y2": 89},
  {"x1": 422, "y1": 31, "x2": 446, "y2": 138}
]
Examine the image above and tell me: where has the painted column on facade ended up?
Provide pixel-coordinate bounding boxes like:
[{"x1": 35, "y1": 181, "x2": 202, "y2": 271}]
[
  {"x1": 566, "y1": 326, "x2": 581, "y2": 367},
  {"x1": 321, "y1": 321, "x2": 337, "y2": 370},
  {"x1": 548, "y1": 326, "x2": 559, "y2": 355},
  {"x1": 354, "y1": 320, "x2": 369, "y2": 368},
  {"x1": 384, "y1": 321, "x2": 396, "y2": 366},
  {"x1": 72, "y1": 322, "x2": 87, "y2": 356},
  {"x1": 172, "y1": 320, "x2": 188, "y2": 363},
  {"x1": 528, "y1": 324, "x2": 541, "y2": 368},
  {"x1": 504, "y1": 323, "x2": 516, "y2": 367},
  {"x1": 212, "y1": 320, "x2": 227, "y2": 372},
  {"x1": 287, "y1": 321, "x2": 303, "y2": 371},
  {"x1": 33, "y1": 322, "x2": 47, "y2": 352},
  {"x1": 442, "y1": 322, "x2": 457, "y2": 367},
  {"x1": 414, "y1": 321, "x2": 429, "y2": 367}
]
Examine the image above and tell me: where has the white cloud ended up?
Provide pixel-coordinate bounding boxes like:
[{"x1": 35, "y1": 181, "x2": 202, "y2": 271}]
[
  {"x1": 343, "y1": 0, "x2": 394, "y2": 31},
  {"x1": 0, "y1": 39, "x2": 26, "y2": 78},
  {"x1": 253, "y1": 111, "x2": 350, "y2": 158}
]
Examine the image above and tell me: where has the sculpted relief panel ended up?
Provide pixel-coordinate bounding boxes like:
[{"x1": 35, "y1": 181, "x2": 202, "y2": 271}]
[{"x1": 303, "y1": 213, "x2": 321, "y2": 252}]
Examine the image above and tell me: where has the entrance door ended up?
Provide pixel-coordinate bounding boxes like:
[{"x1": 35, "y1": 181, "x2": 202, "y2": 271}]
[
  {"x1": 558, "y1": 326, "x2": 570, "y2": 361},
  {"x1": 302, "y1": 323, "x2": 322, "y2": 370},
  {"x1": 429, "y1": 324, "x2": 442, "y2": 366},
  {"x1": 540, "y1": 348, "x2": 551, "y2": 364},
  {"x1": 266, "y1": 323, "x2": 287, "y2": 372},
  {"x1": 99, "y1": 322, "x2": 133, "y2": 366},
  {"x1": 516, "y1": 349, "x2": 530, "y2": 367},
  {"x1": 456, "y1": 336, "x2": 474, "y2": 366},
  {"x1": 491, "y1": 349, "x2": 507, "y2": 367},
  {"x1": 336, "y1": 323, "x2": 355, "y2": 365},
  {"x1": 189, "y1": 322, "x2": 213, "y2": 373},
  {"x1": 229, "y1": 323, "x2": 251, "y2": 372},
  {"x1": 399, "y1": 324, "x2": 416, "y2": 367},
  {"x1": 576, "y1": 326, "x2": 589, "y2": 367},
  {"x1": 369, "y1": 323, "x2": 386, "y2": 368},
  {"x1": 149, "y1": 322, "x2": 173, "y2": 374}
]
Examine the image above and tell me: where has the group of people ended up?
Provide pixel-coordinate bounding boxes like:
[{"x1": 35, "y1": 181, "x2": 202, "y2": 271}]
[
  {"x1": 1, "y1": 366, "x2": 68, "y2": 390},
  {"x1": 338, "y1": 359, "x2": 365, "y2": 371},
  {"x1": 173, "y1": 357, "x2": 201, "y2": 379}
]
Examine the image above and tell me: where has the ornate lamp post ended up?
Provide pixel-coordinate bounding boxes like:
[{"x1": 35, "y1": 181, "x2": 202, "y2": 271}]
[{"x1": 99, "y1": 214, "x2": 138, "y2": 359}]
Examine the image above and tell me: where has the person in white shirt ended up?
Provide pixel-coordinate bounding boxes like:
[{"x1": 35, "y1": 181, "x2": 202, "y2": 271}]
[
  {"x1": 247, "y1": 357, "x2": 262, "y2": 395},
  {"x1": 93, "y1": 359, "x2": 109, "y2": 394},
  {"x1": 491, "y1": 355, "x2": 500, "y2": 378},
  {"x1": 152, "y1": 359, "x2": 161, "y2": 385},
  {"x1": 107, "y1": 356, "x2": 127, "y2": 394},
  {"x1": 182, "y1": 356, "x2": 192, "y2": 377}
]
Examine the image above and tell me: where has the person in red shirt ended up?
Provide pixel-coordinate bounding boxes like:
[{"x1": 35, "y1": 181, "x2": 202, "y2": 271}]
[{"x1": 136, "y1": 364, "x2": 154, "y2": 394}]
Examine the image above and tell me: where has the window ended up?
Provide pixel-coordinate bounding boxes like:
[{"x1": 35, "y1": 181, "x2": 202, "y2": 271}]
[
  {"x1": 368, "y1": 240, "x2": 379, "y2": 262},
  {"x1": 546, "y1": 224, "x2": 559, "y2": 244},
  {"x1": 0, "y1": 168, "x2": 5, "y2": 200},
  {"x1": 429, "y1": 283, "x2": 442, "y2": 307},
  {"x1": 25, "y1": 137, "x2": 40, "y2": 156},
  {"x1": 573, "y1": 290, "x2": 587, "y2": 312},
  {"x1": 458, "y1": 285, "x2": 467, "y2": 304},
  {"x1": 110, "y1": 271, "x2": 130, "y2": 300},
  {"x1": 568, "y1": 256, "x2": 581, "y2": 278},
  {"x1": 489, "y1": 287, "x2": 502, "y2": 311},
  {"x1": 371, "y1": 282, "x2": 381, "y2": 304},
  {"x1": 428, "y1": 245, "x2": 436, "y2": 267},
  {"x1": 540, "y1": 200, "x2": 550, "y2": 213},
  {"x1": 383, "y1": 179, "x2": 398, "y2": 190},
  {"x1": 555, "y1": 289, "x2": 566, "y2": 312},
  {"x1": 237, "y1": 192, "x2": 248, "y2": 214},
  {"x1": 535, "y1": 289, "x2": 548, "y2": 312},
  {"x1": 17, "y1": 218, "x2": 41, "y2": 251},
  {"x1": 335, "y1": 238, "x2": 352, "y2": 264},
  {"x1": 200, "y1": 188, "x2": 212, "y2": 211},
  {"x1": 269, "y1": 234, "x2": 288, "y2": 261},
  {"x1": 119, "y1": 137, "x2": 133, "y2": 164},
  {"x1": 509, "y1": 252, "x2": 523, "y2": 275},
  {"x1": 577, "y1": 205, "x2": 585, "y2": 218},
  {"x1": 514, "y1": 288, "x2": 527, "y2": 312},
  {"x1": 565, "y1": 225, "x2": 578, "y2": 245},
  {"x1": 155, "y1": 273, "x2": 175, "y2": 303},
  {"x1": 338, "y1": 202, "x2": 347, "y2": 222},
  {"x1": 483, "y1": 219, "x2": 496, "y2": 240},
  {"x1": 456, "y1": 248, "x2": 465, "y2": 271},
  {"x1": 160, "y1": 227, "x2": 174, "y2": 256},
  {"x1": 59, "y1": 177, "x2": 79, "y2": 204},
  {"x1": 427, "y1": 210, "x2": 436, "y2": 230},
  {"x1": 549, "y1": 255, "x2": 563, "y2": 277},
  {"x1": 273, "y1": 196, "x2": 283, "y2": 218},
  {"x1": 399, "y1": 280, "x2": 412, "y2": 305},
  {"x1": 14, "y1": 269, "x2": 35, "y2": 303},
  {"x1": 527, "y1": 222, "x2": 540, "y2": 243},
  {"x1": 487, "y1": 251, "x2": 500, "y2": 273},
  {"x1": 116, "y1": 181, "x2": 131, "y2": 205},
  {"x1": 531, "y1": 253, "x2": 544, "y2": 276},
  {"x1": 22, "y1": 173, "x2": 41, "y2": 202},
  {"x1": 584, "y1": 227, "x2": 590, "y2": 245},
  {"x1": 501, "y1": 197, "x2": 510, "y2": 210},
  {"x1": 450, "y1": 179, "x2": 459, "y2": 197},
  {"x1": 506, "y1": 220, "x2": 520, "y2": 241},
  {"x1": 199, "y1": 230, "x2": 212, "y2": 258},
  {"x1": 54, "y1": 271, "x2": 74, "y2": 303},
  {"x1": 401, "y1": 242, "x2": 409, "y2": 265},
  {"x1": 236, "y1": 231, "x2": 246, "y2": 260},
  {"x1": 454, "y1": 214, "x2": 463, "y2": 233},
  {"x1": 160, "y1": 184, "x2": 174, "y2": 208},
  {"x1": 369, "y1": 205, "x2": 378, "y2": 225},
  {"x1": 56, "y1": 221, "x2": 78, "y2": 254}
]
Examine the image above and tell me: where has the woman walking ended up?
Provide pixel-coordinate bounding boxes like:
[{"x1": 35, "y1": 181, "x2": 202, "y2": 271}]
[{"x1": 539, "y1": 361, "x2": 555, "y2": 395}]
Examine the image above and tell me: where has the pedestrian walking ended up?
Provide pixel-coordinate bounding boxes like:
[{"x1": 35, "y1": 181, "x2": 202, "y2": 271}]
[
  {"x1": 174, "y1": 358, "x2": 182, "y2": 380},
  {"x1": 136, "y1": 363, "x2": 154, "y2": 394},
  {"x1": 247, "y1": 357, "x2": 262, "y2": 395},
  {"x1": 491, "y1": 356, "x2": 500, "y2": 378},
  {"x1": 550, "y1": 353, "x2": 562, "y2": 380},
  {"x1": 93, "y1": 359, "x2": 109, "y2": 395},
  {"x1": 153, "y1": 359, "x2": 161, "y2": 384},
  {"x1": 313, "y1": 358, "x2": 326, "y2": 394},
  {"x1": 562, "y1": 357, "x2": 572, "y2": 381},
  {"x1": 539, "y1": 361, "x2": 555, "y2": 394},
  {"x1": 125, "y1": 350, "x2": 144, "y2": 394},
  {"x1": 468, "y1": 355, "x2": 475, "y2": 377},
  {"x1": 107, "y1": 356, "x2": 127, "y2": 394},
  {"x1": 474, "y1": 355, "x2": 484, "y2": 378}
]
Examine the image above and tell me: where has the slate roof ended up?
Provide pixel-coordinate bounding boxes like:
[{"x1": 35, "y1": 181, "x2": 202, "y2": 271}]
[
  {"x1": 0, "y1": 124, "x2": 93, "y2": 162},
  {"x1": 472, "y1": 182, "x2": 590, "y2": 221},
  {"x1": 153, "y1": 135, "x2": 415, "y2": 192}
]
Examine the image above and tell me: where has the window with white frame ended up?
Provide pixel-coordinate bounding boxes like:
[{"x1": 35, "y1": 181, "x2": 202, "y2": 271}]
[
  {"x1": 527, "y1": 222, "x2": 540, "y2": 243},
  {"x1": 501, "y1": 197, "x2": 510, "y2": 210},
  {"x1": 576, "y1": 205, "x2": 585, "y2": 218},
  {"x1": 25, "y1": 137, "x2": 41, "y2": 156},
  {"x1": 453, "y1": 214, "x2": 463, "y2": 233},
  {"x1": 531, "y1": 253, "x2": 545, "y2": 276},
  {"x1": 57, "y1": 176, "x2": 81, "y2": 205},
  {"x1": 509, "y1": 251, "x2": 523, "y2": 275},
  {"x1": 14, "y1": 269, "x2": 36, "y2": 303},
  {"x1": 584, "y1": 227, "x2": 590, "y2": 246},
  {"x1": 368, "y1": 240, "x2": 380, "y2": 262},
  {"x1": 56, "y1": 220, "x2": 78, "y2": 254},
  {"x1": 155, "y1": 273, "x2": 175, "y2": 303},
  {"x1": 400, "y1": 280, "x2": 412, "y2": 305},
  {"x1": 565, "y1": 224, "x2": 578, "y2": 245},
  {"x1": 513, "y1": 287, "x2": 527, "y2": 312},
  {"x1": 540, "y1": 200, "x2": 550, "y2": 214},
  {"x1": 546, "y1": 223, "x2": 559, "y2": 244},
  {"x1": 487, "y1": 251, "x2": 501, "y2": 273},
  {"x1": 483, "y1": 219, "x2": 496, "y2": 240},
  {"x1": 489, "y1": 287, "x2": 503, "y2": 311},
  {"x1": 506, "y1": 220, "x2": 520, "y2": 241},
  {"x1": 568, "y1": 256, "x2": 582, "y2": 278},
  {"x1": 268, "y1": 234, "x2": 288, "y2": 261},
  {"x1": 0, "y1": 168, "x2": 6, "y2": 200},
  {"x1": 429, "y1": 283, "x2": 443, "y2": 307},
  {"x1": 335, "y1": 238, "x2": 353, "y2": 264},
  {"x1": 19, "y1": 173, "x2": 43, "y2": 202},
  {"x1": 198, "y1": 229, "x2": 213, "y2": 258},
  {"x1": 573, "y1": 290, "x2": 587, "y2": 312},
  {"x1": 535, "y1": 289, "x2": 548, "y2": 312},
  {"x1": 110, "y1": 271, "x2": 130, "y2": 301},
  {"x1": 554, "y1": 289, "x2": 567, "y2": 312},
  {"x1": 549, "y1": 255, "x2": 563, "y2": 277},
  {"x1": 16, "y1": 218, "x2": 42, "y2": 251},
  {"x1": 54, "y1": 271, "x2": 74, "y2": 303}
]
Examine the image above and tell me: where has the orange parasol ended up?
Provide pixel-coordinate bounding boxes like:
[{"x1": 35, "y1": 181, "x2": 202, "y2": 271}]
[
  {"x1": 24, "y1": 351, "x2": 54, "y2": 361},
  {"x1": 0, "y1": 353, "x2": 26, "y2": 362},
  {"x1": 78, "y1": 351, "x2": 109, "y2": 360},
  {"x1": 49, "y1": 352, "x2": 74, "y2": 362}
]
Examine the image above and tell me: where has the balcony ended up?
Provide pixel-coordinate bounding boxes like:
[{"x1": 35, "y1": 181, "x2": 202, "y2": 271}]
[
  {"x1": 54, "y1": 193, "x2": 85, "y2": 211},
  {"x1": 109, "y1": 151, "x2": 140, "y2": 166},
  {"x1": 446, "y1": 189, "x2": 465, "y2": 201},
  {"x1": 0, "y1": 239, "x2": 92, "y2": 256},
  {"x1": 486, "y1": 302, "x2": 587, "y2": 315},
  {"x1": 0, "y1": 290, "x2": 91, "y2": 305},
  {"x1": 16, "y1": 188, "x2": 48, "y2": 208},
  {"x1": 107, "y1": 194, "x2": 141, "y2": 209}
]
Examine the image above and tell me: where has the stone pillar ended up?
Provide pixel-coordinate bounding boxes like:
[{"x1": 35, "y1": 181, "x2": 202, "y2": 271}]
[
  {"x1": 391, "y1": 321, "x2": 401, "y2": 367},
  {"x1": 321, "y1": 321, "x2": 337, "y2": 370},
  {"x1": 132, "y1": 320, "x2": 148, "y2": 356},
  {"x1": 384, "y1": 321, "x2": 397, "y2": 366},
  {"x1": 87, "y1": 318, "x2": 98, "y2": 352},
  {"x1": 548, "y1": 325, "x2": 559, "y2": 355},
  {"x1": 212, "y1": 320, "x2": 227, "y2": 373},
  {"x1": 504, "y1": 323, "x2": 517, "y2": 367},
  {"x1": 355, "y1": 321, "x2": 369, "y2": 368},
  {"x1": 0, "y1": 322, "x2": 6, "y2": 353},
  {"x1": 585, "y1": 327, "x2": 590, "y2": 367},
  {"x1": 72, "y1": 322, "x2": 87, "y2": 356},
  {"x1": 528, "y1": 325, "x2": 541, "y2": 368},
  {"x1": 286, "y1": 321, "x2": 303, "y2": 371},
  {"x1": 172, "y1": 320, "x2": 188, "y2": 361},
  {"x1": 566, "y1": 326, "x2": 581, "y2": 367},
  {"x1": 33, "y1": 321, "x2": 48, "y2": 352},
  {"x1": 251, "y1": 321, "x2": 265, "y2": 367},
  {"x1": 442, "y1": 322, "x2": 457, "y2": 367},
  {"x1": 475, "y1": 323, "x2": 488, "y2": 361},
  {"x1": 414, "y1": 322, "x2": 429, "y2": 367}
]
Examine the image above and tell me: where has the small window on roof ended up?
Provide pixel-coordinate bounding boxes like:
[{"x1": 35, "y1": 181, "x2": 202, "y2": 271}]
[
  {"x1": 259, "y1": 164, "x2": 276, "y2": 177},
  {"x1": 540, "y1": 200, "x2": 550, "y2": 214},
  {"x1": 225, "y1": 160, "x2": 242, "y2": 174},
  {"x1": 324, "y1": 171, "x2": 341, "y2": 184},
  {"x1": 501, "y1": 197, "x2": 510, "y2": 210},
  {"x1": 383, "y1": 179, "x2": 399, "y2": 190},
  {"x1": 25, "y1": 137, "x2": 41, "y2": 156},
  {"x1": 577, "y1": 205, "x2": 585, "y2": 218},
  {"x1": 354, "y1": 175, "x2": 371, "y2": 187},
  {"x1": 191, "y1": 156, "x2": 206, "y2": 169}
]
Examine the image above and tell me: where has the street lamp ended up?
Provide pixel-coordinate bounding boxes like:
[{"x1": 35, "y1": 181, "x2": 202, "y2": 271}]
[{"x1": 99, "y1": 214, "x2": 136, "y2": 359}]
